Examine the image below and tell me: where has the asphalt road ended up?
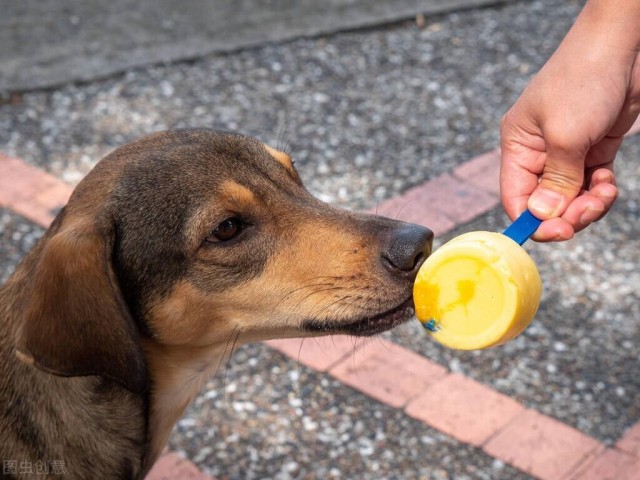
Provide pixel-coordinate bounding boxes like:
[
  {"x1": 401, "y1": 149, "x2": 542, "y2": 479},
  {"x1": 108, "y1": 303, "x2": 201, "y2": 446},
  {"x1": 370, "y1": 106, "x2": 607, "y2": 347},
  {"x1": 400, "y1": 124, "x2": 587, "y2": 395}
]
[{"x1": 0, "y1": 0, "x2": 514, "y2": 91}]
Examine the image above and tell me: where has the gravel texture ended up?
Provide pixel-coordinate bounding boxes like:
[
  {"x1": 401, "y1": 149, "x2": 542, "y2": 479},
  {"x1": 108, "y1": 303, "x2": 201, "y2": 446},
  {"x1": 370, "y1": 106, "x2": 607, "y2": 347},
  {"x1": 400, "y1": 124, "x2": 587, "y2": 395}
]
[
  {"x1": 0, "y1": 216, "x2": 533, "y2": 476},
  {"x1": 5, "y1": 0, "x2": 634, "y2": 476},
  {"x1": 0, "y1": 209, "x2": 44, "y2": 284},
  {"x1": 0, "y1": 0, "x2": 583, "y2": 210},
  {"x1": 388, "y1": 134, "x2": 640, "y2": 445},
  {"x1": 0, "y1": 210, "x2": 528, "y2": 479},
  {"x1": 0, "y1": 0, "x2": 515, "y2": 91},
  {"x1": 169, "y1": 341, "x2": 530, "y2": 480}
]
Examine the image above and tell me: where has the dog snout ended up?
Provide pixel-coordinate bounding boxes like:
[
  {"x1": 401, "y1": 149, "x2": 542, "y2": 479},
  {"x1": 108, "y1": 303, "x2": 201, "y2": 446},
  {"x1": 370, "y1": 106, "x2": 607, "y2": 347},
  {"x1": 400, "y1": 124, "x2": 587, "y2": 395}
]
[{"x1": 381, "y1": 225, "x2": 433, "y2": 277}]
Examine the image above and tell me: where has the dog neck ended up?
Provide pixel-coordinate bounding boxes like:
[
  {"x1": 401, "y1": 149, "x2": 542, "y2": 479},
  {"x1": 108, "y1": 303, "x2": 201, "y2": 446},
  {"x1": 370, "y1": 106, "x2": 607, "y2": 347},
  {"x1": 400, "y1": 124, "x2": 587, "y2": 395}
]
[{"x1": 141, "y1": 338, "x2": 241, "y2": 465}]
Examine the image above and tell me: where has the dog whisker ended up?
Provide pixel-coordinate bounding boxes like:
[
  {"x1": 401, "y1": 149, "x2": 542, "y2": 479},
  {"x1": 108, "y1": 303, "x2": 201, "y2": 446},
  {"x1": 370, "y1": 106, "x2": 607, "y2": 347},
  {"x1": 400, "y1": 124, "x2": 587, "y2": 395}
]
[
  {"x1": 351, "y1": 336, "x2": 360, "y2": 377},
  {"x1": 330, "y1": 294, "x2": 363, "y2": 324},
  {"x1": 301, "y1": 293, "x2": 354, "y2": 331},
  {"x1": 283, "y1": 130, "x2": 294, "y2": 158},
  {"x1": 373, "y1": 184, "x2": 388, "y2": 217},
  {"x1": 298, "y1": 292, "x2": 364, "y2": 344},
  {"x1": 394, "y1": 201, "x2": 411, "y2": 221},
  {"x1": 296, "y1": 286, "x2": 347, "y2": 307},
  {"x1": 274, "y1": 281, "x2": 337, "y2": 307},
  {"x1": 223, "y1": 327, "x2": 243, "y2": 401},
  {"x1": 213, "y1": 325, "x2": 240, "y2": 381},
  {"x1": 273, "y1": 276, "x2": 349, "y2": 310},
  {"x1": 297, "y1": 337, "x2": 305, "y2": 378},
  {"x1": 376, "y1": 334, "x2": 393, "y2": 352},
  {"x1": 276, "y1": 117, "x2": 294, "y2": 157}
]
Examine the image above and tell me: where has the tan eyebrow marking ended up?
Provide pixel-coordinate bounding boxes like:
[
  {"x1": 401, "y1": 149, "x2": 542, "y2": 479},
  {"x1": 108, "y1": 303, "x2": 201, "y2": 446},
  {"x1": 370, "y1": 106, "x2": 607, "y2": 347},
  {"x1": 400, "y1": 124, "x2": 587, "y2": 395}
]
[
  {"x1": 186, "y1": 180, "x2": 257, "y2": 248},
  {"x1": 218, "y1": 180, "x2": 256, "y2": 206},
  {"x1": 263, "y1": 144, "x2": 295, "y2": 174}
]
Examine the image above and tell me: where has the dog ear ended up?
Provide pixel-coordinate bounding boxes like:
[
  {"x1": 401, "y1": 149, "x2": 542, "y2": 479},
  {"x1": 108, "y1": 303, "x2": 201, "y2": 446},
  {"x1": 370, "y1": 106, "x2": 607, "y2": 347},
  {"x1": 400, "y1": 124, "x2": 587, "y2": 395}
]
[{"x1": 15, "y1": 219, "x2": 148, "y2": 394}]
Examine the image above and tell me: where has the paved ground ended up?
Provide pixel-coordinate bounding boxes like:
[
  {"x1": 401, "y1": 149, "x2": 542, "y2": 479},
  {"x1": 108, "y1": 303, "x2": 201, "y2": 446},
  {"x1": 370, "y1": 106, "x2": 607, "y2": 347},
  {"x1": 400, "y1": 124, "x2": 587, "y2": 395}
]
[
  {"x1": 391, "y1": 135, "x2": 640, "y2": 444},
  {"x1": 7, "y1": 132, "x2": 640, "y2": 480},
  {"x1": 0, "y1": 0, "x2": 580, "y2": 210},
  {"x1": 0, "y1": 0, "x2": 514, "y2": 91},
  {"x1": 4, "y1": 0, "x2": 640, "y2": 479}
]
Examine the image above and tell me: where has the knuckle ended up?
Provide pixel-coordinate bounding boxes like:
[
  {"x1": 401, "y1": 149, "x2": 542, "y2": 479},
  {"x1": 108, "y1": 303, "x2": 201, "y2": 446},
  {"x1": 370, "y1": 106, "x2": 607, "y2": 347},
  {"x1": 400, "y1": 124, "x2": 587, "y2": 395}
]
[
  {"x1": 544, "y1": 129, "x2": 589, "y2": 157},
  {"x1": 541, "y1": 163, "x2": 583, "y2": 192}
]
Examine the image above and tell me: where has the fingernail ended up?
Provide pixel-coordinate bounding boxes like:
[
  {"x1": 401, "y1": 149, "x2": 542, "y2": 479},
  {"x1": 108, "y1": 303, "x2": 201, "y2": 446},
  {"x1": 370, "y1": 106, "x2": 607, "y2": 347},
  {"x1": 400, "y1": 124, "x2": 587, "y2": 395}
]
[
  {"x1": 600, "y1": 185, "x2": 618, "y2": 200},
  {"x1": 529, "y1": 189, "x2": 564, "y2": 217},
  {"x1": 579, "y1": 206, "x2": 604, "y2": 226}
]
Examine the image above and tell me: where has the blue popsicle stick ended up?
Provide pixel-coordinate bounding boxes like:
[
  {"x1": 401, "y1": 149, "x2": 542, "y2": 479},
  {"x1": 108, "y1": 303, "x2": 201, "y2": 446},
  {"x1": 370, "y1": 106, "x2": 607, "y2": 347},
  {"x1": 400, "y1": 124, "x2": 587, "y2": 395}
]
[{"x1": 502, "y1": 209, "x2": 542, "y2": 245}]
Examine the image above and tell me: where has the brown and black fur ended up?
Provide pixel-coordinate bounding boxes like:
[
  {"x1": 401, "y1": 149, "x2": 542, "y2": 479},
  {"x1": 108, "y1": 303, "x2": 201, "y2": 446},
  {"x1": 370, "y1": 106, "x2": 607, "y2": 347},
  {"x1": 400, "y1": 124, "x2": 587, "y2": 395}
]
[{"x1": 0, "y1": 129, "x2": 432, "y2": 479}]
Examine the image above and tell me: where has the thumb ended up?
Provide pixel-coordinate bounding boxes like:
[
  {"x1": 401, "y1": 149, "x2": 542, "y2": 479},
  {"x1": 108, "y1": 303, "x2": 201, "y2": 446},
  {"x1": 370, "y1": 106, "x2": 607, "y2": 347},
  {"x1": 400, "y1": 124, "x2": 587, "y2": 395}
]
[{"x1": 528, "y1": 145, "x2": 585, "y2": 219}]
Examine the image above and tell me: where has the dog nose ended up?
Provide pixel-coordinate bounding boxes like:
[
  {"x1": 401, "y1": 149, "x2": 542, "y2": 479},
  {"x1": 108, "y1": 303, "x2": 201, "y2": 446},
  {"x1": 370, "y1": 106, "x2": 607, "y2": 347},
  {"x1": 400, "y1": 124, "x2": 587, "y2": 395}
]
[{"x1": 382, "y1": 225, "x2": 434, "y2": 276}]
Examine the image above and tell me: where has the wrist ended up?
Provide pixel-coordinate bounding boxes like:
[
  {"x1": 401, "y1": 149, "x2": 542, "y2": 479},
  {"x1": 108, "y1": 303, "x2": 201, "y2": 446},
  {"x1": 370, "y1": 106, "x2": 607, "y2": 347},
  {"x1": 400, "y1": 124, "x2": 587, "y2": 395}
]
[{"x1": 578, "y1": 0, "x2": 640, "y2": 59}]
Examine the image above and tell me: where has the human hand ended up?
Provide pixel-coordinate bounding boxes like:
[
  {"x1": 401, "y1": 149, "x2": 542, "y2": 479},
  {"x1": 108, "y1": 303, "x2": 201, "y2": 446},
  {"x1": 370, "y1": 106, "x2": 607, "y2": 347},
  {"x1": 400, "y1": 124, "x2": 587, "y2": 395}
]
[{"x1": 500, "y1": 1, "x2": 640, "y2": 242}]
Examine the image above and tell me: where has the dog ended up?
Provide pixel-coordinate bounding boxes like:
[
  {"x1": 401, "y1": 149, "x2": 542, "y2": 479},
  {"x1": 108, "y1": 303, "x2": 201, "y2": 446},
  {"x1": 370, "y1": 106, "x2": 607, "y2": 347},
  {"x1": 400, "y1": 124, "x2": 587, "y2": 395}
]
[{"x1": 0, "y1": 129, "x2": 432, "y2": 479}]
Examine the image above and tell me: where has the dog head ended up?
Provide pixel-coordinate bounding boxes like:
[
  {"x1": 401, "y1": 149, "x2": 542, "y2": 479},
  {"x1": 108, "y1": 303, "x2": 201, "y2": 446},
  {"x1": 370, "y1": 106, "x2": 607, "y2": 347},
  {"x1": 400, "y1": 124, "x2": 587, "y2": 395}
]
[{"x1": 15, "y1": 129, "x2": 432, "y2": 393}]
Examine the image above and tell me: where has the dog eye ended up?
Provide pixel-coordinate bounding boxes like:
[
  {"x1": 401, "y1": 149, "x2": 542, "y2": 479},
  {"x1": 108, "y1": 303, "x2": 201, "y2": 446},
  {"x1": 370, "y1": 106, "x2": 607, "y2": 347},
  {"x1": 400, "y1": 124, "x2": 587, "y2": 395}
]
[{"x1": 207, "y1": 218, "x2": 245, "y2": 243}]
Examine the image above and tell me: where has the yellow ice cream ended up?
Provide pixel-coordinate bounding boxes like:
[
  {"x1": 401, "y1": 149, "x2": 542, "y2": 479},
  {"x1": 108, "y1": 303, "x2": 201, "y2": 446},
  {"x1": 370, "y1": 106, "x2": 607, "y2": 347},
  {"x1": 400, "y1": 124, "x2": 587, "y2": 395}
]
[{"x1": 413, "y1": 231, "x2": 541, "y2": 350}]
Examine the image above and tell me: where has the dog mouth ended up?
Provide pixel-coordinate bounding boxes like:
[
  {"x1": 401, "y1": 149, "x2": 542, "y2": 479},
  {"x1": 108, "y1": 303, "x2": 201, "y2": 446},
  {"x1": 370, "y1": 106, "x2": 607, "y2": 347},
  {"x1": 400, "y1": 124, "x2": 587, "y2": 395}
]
[{"x1": 302, "y1": 296, "x2": 415, "y2": 337}]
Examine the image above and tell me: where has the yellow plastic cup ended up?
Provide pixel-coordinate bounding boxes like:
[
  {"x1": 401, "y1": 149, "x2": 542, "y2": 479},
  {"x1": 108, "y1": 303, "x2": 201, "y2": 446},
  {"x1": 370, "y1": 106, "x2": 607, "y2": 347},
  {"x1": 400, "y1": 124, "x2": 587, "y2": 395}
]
[{"x1": 413, "y1": 214, "x2": 542, "y2": 350}]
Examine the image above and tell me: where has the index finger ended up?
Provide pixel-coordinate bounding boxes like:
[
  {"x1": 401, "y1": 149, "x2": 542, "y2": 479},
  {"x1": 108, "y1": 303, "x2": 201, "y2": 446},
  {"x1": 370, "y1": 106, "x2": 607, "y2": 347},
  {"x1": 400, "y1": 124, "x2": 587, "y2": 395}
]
[{"x1": 500, "y1": 144, "x2": 546, "y2": 221}]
